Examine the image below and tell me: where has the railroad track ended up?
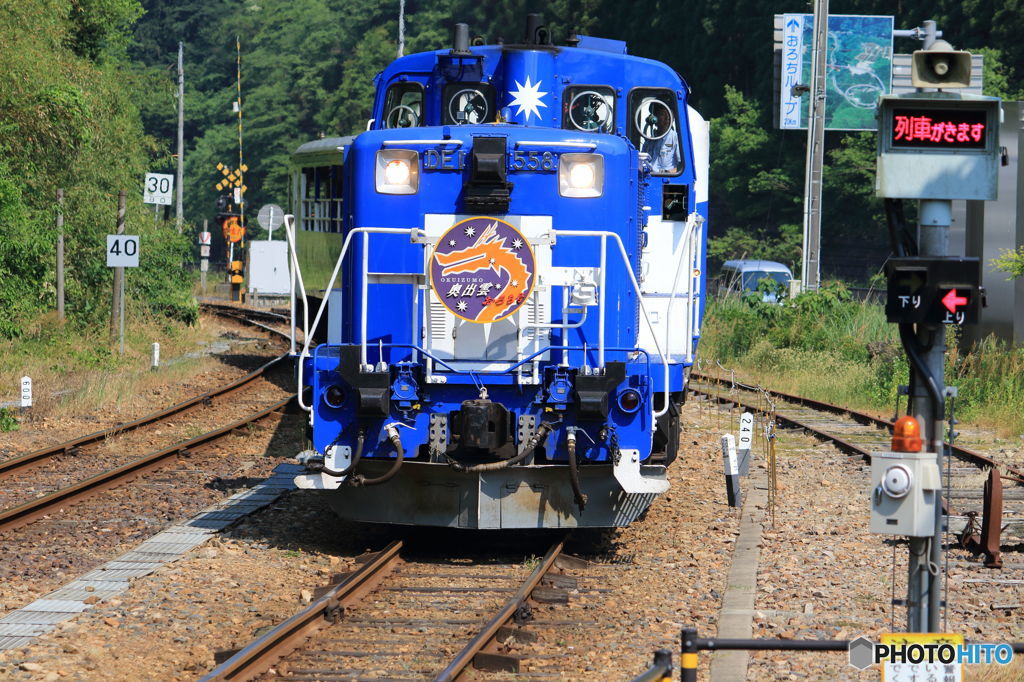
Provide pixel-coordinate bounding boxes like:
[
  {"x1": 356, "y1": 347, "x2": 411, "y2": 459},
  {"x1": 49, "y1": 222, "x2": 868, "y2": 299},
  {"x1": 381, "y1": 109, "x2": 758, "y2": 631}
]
[
  {"x1": 689, "y1": 370, "x2": 1024, "y2": 483},
  {"x1": 202, "y1": 536, "x2": 591, "y2": 681},
  {"x1": 0, "y1": 306, "x2": 296, "y2": 534},
  {"x1": 688, "y1": 371, "x2": 1024, "y2": 566}
]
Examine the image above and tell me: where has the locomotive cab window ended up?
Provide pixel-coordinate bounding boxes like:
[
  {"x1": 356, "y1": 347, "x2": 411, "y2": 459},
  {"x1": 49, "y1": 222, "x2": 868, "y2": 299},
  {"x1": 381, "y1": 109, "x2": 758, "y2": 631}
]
[
  {"x1": 629, "y1": 88, "x2": 684, "y2": 176},
  {"x1": 383, "y1": 82, "x2": 423, "y2": 129},
  {"x1": 562, "y1": 86, "x2": 615, "y2": 134},
  {"x1": 442, "y1": 83, "x2": 494, "y2": 125}
]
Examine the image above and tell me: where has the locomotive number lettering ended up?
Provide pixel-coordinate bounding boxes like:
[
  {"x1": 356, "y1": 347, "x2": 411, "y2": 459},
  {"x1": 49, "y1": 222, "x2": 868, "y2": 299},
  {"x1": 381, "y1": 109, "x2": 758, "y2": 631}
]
[
  {"x1": 423, "y1": 149, "x2": 468, "y2": 170},
  {"x1": 511, "y1": 150, "x2": 557, "y2": 171}
]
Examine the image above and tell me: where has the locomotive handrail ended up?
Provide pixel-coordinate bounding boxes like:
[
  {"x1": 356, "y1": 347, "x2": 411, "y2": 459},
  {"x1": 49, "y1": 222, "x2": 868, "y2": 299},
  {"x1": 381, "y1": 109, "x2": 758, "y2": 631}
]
[
  {"x1": 283, "y1": 215, "x2": 307, "y2": 359},
  {"x1": 664, "y1": 213, "x2": 703, "y2": 366},
  {"x1": 292, "y1": 225, "x2": 427, "y2": 412},
  {"x1": 292, "y1": 223, "x2": 692, "y2": 421},
  {"x1": 368, "y1": 342, "x2": 653, "y2": 389},
  {"x1": 382, "y1": 139, "x2": 463, "y2": 146},
  {"x1": 515, "y1": 140, "x2": 598, "y2": 149},
  {"x1": 549, "y1": 229, "x2": 674, "y2": 418}
]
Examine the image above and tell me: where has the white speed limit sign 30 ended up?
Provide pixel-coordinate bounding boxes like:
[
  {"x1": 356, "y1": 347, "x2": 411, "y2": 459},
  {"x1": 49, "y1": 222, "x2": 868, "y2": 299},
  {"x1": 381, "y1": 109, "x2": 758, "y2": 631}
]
[{"x1": 143, "y1": 173, "x2": 174, "y2": 205}]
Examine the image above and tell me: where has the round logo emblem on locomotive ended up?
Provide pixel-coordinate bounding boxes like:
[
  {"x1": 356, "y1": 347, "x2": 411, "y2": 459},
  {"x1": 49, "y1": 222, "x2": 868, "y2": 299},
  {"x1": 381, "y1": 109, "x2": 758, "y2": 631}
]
[{"x1": 430, "y1": 217, "x2": 536, "y2": 323}]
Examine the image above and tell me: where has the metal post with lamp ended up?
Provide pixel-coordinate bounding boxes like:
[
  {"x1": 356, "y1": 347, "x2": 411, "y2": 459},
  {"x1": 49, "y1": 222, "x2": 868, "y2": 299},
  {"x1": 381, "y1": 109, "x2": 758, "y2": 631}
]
[{"x1": 875, "y1": 32, "x2": 998, "y2": 633}]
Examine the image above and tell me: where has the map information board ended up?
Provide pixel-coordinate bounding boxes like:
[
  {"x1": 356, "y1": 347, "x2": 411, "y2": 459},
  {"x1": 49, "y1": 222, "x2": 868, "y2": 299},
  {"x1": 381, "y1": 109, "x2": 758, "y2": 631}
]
[{"x1": 780, "y1": 14, "x2": 893, "y2": 131}]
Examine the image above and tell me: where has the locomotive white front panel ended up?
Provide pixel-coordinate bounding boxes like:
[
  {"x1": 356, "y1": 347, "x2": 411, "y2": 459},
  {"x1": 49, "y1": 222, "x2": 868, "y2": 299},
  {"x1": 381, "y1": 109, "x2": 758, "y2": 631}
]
[
  {"x1": 639, "y1": 213, "x2": 702, "y2": 362},
  {"x1": 423, "y1": 214, "x2": 552, "y2": 371}
]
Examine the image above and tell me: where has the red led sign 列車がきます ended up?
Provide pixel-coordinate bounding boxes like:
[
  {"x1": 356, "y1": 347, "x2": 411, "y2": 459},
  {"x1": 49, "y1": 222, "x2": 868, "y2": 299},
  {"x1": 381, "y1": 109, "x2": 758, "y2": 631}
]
[{"x1": 890, "y1": 108, "x2": 988, "y2": 150}]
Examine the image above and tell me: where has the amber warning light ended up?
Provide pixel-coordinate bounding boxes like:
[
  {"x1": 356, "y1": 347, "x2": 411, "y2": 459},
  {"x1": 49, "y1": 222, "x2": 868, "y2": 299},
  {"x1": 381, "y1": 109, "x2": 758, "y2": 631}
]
[
  {"x1": 890, "y1": 107, "x2": 988, "y2": 150},
  {"x1": 892, "y1": 416, "x2": 923, "y2": 453}
]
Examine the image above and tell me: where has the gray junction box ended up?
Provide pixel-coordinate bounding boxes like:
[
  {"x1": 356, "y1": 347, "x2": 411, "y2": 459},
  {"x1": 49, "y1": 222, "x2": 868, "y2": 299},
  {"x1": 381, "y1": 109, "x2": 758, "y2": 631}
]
[{"x1": 870, "y1": 451, "x2": 941, "y2": 537}]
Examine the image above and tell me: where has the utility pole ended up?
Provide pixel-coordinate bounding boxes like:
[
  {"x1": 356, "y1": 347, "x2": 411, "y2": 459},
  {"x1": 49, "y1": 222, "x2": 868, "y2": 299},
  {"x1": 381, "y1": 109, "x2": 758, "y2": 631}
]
[
  {"x1": 801, "y1": 0, "x2": 827, "y2": 291},
  {"x1": 56, "y1": 189, "x2": 65, "y2": 321},
  {"x1": 236, "y1": 37, "x2": 245, "y2": 242},
  {"x1": 398, "y1": 0, "x2": 405, "y2": 58},
  {"x1": 110, "y1": 190, "x2": 126, "y2": 344},
  {"x1": 176, "y1": 41, "x2": 184, "y2": 234}
]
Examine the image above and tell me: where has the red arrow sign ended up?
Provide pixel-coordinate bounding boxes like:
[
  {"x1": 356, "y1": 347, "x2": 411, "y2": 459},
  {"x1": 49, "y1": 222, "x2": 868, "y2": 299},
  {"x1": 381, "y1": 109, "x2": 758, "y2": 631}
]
[{"x1": 941, "y1": 288, "x2": 968, "y2": 313}]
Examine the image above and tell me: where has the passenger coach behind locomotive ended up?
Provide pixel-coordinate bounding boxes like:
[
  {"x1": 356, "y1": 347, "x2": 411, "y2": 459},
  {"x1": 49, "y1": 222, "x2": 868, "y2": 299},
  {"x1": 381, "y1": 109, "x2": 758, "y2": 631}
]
[{"x1": 291, "y1": 17, "x2": 709, "y2": 529}]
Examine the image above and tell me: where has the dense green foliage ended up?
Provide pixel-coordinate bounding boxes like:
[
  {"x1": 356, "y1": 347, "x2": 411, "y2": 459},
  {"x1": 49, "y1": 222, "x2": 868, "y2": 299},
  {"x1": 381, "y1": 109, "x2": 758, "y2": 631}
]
[
  {"x1": 704, "y1": 285, "x2": 907, "y2": 406},
  {"x1": 0, "y1": 0, "x2": 195, "y2": 338},
  {"x1": 5, "y1": 1, "x2": 1024, "y2": 338},
  {"x1": 992, "y1": 246, "x2": 1024, "y2": 280},
  {"x1": 705, "y1": 289, "x2": 1024, "y2": 433},
  {"x1": 128, "y1": 0, "x2": 1024, "y2": 283}
]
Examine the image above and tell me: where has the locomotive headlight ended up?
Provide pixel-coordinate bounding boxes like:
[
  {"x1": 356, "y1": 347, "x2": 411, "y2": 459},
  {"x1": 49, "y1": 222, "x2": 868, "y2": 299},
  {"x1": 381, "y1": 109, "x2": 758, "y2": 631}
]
[
  {"x1": 375, "y1": 149, "x2": 419, "y2": 194},
  {"x1": 559, "y1": 153, "x2": 604, "y2": 198},
  {"x1": 384, "y1": 159, "x2": 411, "y2": 185}
]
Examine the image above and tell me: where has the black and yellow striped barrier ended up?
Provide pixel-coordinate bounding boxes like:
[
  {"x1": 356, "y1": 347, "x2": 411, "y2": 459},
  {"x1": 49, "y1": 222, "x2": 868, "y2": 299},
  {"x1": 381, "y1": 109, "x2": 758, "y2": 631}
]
[
  {"x1": 630, "y1": 649, "x2": 672, "y2": 682},
  {"x1": 680, "y1": 628, "x2": 849, "y2": 682}
]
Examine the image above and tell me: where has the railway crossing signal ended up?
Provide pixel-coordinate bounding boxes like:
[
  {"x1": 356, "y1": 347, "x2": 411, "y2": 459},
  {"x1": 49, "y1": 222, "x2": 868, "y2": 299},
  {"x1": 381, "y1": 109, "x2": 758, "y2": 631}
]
[{"x1": 215, "y1": 162, "x2": 248, "y2": 206}]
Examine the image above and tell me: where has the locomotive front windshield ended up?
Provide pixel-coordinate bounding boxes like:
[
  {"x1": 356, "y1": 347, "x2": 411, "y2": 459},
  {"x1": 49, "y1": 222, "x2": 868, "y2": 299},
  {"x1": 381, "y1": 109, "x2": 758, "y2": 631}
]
[
  {"x1": 628, "y1": 88, "x2": 683, "y2": 175},
  {"x1": 562, "y1": 86, "x2": 615, "y2": 134},
  {"x1": 383, "y1": 82, "x2": 423, "y2": 129},
  {"x1": 442, "y1": 83, "x2": 495, "y2": 124}
]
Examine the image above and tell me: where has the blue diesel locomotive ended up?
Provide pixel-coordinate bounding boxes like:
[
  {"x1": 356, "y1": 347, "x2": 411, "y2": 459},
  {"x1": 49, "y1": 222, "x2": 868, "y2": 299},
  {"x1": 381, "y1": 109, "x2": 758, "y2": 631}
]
[{"x1": 290, "y1": 16, "x2": 708, "y2": 529}]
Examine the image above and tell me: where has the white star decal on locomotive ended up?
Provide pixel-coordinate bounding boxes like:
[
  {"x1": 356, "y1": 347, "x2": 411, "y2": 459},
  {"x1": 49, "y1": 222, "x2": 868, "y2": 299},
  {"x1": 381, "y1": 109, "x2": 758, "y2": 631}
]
[
  {"x1": 511, "y1": 238, "x2": 523, "y2": 249},
  {"x1": 465, "y1": 226, "x2": 476, "y2": 237},
  {"x1": 448, "y1": 239, "x2": 456, "y2": 247},
  {"x1": 456, "y1": 300, "x2": 468, "y2": 312},
  {"x1": 508, "y1": 76, "x2": 548, "y2": 122},
  {"x1": 510, "y1": 279, "x2": 519, "y2": 288}
]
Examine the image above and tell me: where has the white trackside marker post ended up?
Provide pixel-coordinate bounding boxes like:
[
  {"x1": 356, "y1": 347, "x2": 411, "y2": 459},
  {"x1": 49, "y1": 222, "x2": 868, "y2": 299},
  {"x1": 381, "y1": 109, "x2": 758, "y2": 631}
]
[
  {"x1": 151, "y1": 343, "x2": 160, "y2": 371},
  {"x1": 721, "y1": 434, "x2": 742, "y2": 507},
  {"x1": 20, "y1": 376, "x2": 32, "y2": 410},
  {"x1": 738, "y1": 411, "x2": 754, "y2": 476}
]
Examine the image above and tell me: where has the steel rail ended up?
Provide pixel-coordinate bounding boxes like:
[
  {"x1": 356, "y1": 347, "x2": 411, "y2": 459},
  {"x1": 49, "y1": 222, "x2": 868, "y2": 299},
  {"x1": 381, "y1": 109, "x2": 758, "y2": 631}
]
[
  {"x1": 688, "y1": 385, "x2": 877, "y2": 462},
  {"x1": 690, "y1": 371, "x2": 1024, "y2": 483},
  {"x1": 0, "y1": 395, "x2": 295, "y2": 534},
  {"x1": 198, "y1": 301, "x2": 290, "y2": 325},
  {"x1": 434, "y1": 536, "x2": 566, "y2": 682},
  {"x1": 0, "y1": 354, "x2": 287, "y2": 480},
  {"x1": 0, "y1": 307, "x2": 290, "y2": 481},
  {"x1": 199, "y1": 540, "x2": 404, "y2": 682}
]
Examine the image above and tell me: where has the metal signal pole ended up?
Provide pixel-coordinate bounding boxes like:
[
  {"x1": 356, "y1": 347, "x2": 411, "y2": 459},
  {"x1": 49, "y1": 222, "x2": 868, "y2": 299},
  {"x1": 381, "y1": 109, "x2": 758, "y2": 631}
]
[
  {"x1": 236, "y1": 37, "x2": 245, "y2": 241},
  {"x1": 398, "y1": 0, "x2": 405, "y2": 58},
  {"x1": 56, "y1": 189, "x2": 65, "y2": 321},
  {"x1": 801, "y1": 0, "x2": 828, "y2": 291},
  {"x1": 176, "y1": 41, "x2": 184, "y2": 233}
]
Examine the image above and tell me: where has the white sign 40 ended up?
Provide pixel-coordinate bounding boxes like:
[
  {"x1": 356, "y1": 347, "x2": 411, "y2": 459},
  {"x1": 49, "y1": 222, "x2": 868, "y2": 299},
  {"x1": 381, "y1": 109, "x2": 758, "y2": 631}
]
[{"x1": 107, "y1": 235, "x2": 140, "y2": 268}]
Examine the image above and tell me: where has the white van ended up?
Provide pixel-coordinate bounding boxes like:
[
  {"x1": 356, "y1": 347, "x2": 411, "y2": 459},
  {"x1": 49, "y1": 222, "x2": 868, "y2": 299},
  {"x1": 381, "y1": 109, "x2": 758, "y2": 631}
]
[{"x1": 718, "y1": 260, "x2": 793, "y2": 302}]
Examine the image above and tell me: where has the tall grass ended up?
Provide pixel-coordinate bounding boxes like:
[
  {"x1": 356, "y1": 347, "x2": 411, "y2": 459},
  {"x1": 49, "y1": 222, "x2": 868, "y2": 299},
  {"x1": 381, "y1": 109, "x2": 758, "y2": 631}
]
[
  {"x1": 0, "y1": 308, "x2": 219, "y2": 424},
  {"x1": 701, "y1": 283, "x2": 1024, "y2": 436}
]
